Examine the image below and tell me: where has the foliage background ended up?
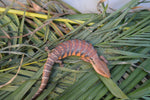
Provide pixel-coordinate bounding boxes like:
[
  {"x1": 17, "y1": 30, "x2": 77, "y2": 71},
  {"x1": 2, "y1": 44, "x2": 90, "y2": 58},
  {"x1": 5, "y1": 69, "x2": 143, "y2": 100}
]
[{"x1": 0, "y1": 0, "x2": 150, "y2": 100}]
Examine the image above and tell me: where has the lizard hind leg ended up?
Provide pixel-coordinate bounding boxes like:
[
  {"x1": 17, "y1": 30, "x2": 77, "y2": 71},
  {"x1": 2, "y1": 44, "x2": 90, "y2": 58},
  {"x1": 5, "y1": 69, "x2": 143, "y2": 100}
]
[
  {"x1": 45, "y1": 47, "x2": 50, "y2": 53},
  {"x1": 45, "y1": 47, "x2": 51, "y2": 57},
  {"x1": 55, "y1": 60, "x2": 64, "y2": 67}
]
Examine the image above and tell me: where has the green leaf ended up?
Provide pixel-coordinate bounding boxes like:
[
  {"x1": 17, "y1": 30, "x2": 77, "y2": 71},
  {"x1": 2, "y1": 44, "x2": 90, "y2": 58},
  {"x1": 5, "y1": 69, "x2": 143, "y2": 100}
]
[
  {"x1": 98, "y1": 76, "x2": 129, "y2": 99},
  {"x1": 5, "y1": 67, "x2": 43, "y2": 100},
  {"x1": 128, "y1": 80, "x2": 150, "y2": 99}
]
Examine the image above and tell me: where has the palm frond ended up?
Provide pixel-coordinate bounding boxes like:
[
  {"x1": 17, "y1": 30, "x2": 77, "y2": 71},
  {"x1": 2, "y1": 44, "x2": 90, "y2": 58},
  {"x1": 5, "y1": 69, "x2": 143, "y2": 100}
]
[{"x1": 0, "y1": 0, "x2": 150, "y2": 100}]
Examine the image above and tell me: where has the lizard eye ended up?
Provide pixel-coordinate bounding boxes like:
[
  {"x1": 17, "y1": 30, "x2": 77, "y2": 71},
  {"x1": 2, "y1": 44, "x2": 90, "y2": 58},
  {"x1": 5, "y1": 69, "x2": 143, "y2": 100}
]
[{"x1": 90, "y1": 58, "x2": 95, "y2": 64}]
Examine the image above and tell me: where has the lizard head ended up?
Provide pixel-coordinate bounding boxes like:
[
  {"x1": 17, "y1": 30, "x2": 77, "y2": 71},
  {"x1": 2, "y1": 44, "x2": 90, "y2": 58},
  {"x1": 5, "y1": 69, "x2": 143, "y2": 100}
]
[{"x1": 90, "y1": 56, "x2": 110, "y2": 78}]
